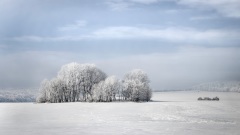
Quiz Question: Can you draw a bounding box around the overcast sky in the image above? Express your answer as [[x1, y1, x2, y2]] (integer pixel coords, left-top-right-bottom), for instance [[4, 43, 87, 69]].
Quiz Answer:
[[0, 0, 240, 90]]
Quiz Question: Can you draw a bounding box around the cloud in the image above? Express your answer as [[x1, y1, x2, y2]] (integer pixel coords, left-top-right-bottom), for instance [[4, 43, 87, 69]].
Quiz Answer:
[[92, 26, 232, 42], [0, 51, 80, 89], [92, 26, 240, 44], [163, 9, 180, 14], [12, 35, 85, 42], [177, 0, 240, 18], [190, 15, 217, 21], [0, 44, 7, 49], [106, 0, 240, 18], [10, 26, 240, 46], [58, 20, 87, 31], [130, 0, 160, 4], [106, 0, 133, 11], [12, 36, 44, 42], [1, 46, 240, 90], [95, 46, 240, 90], [105, 0, 170, 10], [0, 0, 22, 11]]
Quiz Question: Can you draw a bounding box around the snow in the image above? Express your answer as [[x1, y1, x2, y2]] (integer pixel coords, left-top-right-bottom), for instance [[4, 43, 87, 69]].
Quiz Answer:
[[0, 91, 240, 135]]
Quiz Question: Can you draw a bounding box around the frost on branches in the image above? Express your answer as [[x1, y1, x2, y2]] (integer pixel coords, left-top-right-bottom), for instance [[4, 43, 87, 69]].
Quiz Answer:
[[122, 69, 152, 102], [36, 62, 152, 103]]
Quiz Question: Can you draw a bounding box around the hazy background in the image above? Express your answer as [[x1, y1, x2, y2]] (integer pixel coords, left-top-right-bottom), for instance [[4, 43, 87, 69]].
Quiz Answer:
[[0, 0, 240, 90]]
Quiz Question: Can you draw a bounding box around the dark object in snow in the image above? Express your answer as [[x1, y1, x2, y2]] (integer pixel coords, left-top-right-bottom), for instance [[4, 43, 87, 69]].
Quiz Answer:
[[212, 96, 219, 101], [198, 97, 219, 101], [204, 97, 212, 100]]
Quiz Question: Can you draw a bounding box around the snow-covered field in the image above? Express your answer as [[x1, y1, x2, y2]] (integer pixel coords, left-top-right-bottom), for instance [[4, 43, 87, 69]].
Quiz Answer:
[[1, 91, 240, 135]]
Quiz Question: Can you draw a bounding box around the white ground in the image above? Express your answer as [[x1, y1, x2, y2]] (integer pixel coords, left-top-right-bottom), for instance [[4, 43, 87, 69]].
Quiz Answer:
[[0, 91, 240, 135]]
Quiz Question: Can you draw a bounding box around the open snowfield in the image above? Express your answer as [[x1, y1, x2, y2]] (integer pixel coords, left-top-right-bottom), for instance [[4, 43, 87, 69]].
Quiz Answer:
[[1, 91, 240, 135]]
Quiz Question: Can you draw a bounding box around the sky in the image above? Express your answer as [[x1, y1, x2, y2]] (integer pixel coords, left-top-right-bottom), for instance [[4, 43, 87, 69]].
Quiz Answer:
[[0, 0, 240, 90]]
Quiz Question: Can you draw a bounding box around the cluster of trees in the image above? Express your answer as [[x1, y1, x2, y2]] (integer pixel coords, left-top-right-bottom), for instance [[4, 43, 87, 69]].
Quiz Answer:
[[36, 62, 152, 103]]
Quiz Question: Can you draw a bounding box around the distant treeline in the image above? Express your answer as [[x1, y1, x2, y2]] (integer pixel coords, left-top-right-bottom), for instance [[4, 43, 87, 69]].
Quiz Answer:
[[190, 81, 240, 92], [154, 90, 186, 92], [0, 89, 36, 102]]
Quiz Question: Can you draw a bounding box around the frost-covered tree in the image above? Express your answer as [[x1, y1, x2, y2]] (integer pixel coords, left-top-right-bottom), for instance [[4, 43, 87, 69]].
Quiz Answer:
[[36, 62, 107, 103], [92, 76, 121, 102], [36, 79, 50, 103], [103, 76, 121, 101], [36, 78, 65, 103], [48, 78, 66, 103], [122, 69, 152, 102], [57, 62, 81, 102], [92, 81, 105, 102], [77, 64, 107, 101], [36, 63, 152, 103]]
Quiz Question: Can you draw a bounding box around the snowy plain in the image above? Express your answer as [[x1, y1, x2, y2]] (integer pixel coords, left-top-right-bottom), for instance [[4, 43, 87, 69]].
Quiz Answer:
[[0, 91, 240, 135]]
